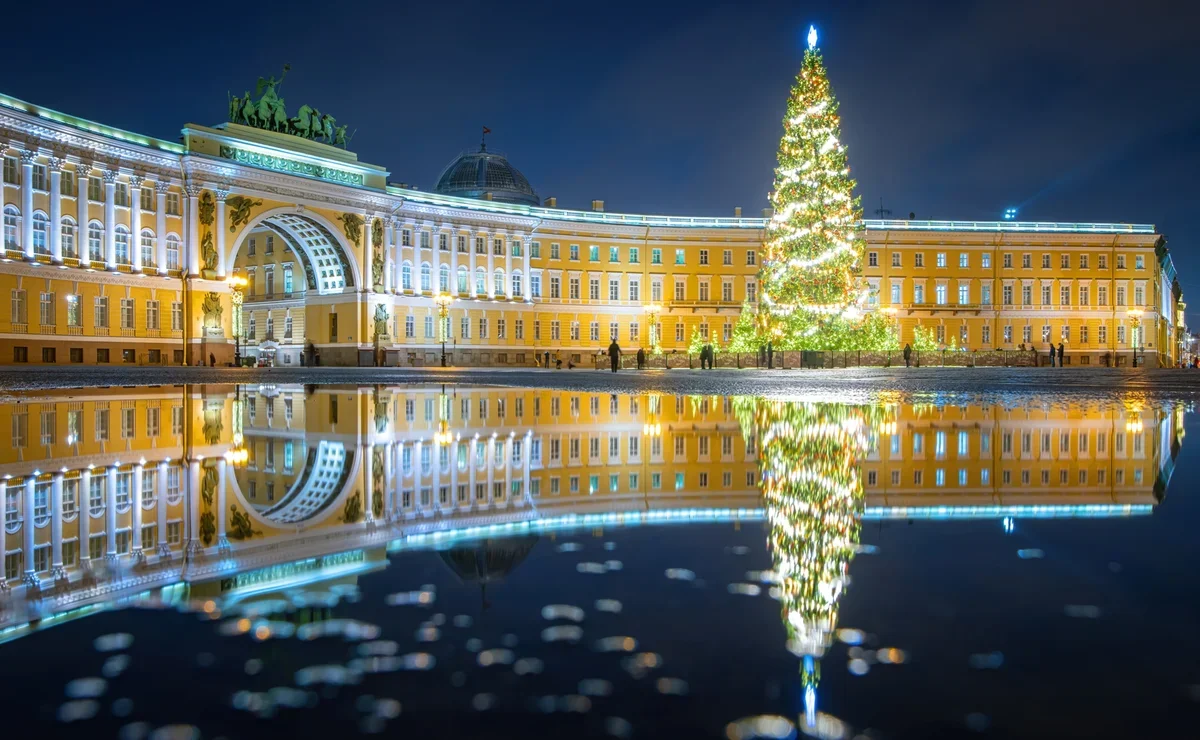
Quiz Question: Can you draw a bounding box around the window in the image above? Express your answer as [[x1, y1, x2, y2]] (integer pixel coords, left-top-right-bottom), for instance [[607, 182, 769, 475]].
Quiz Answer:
[[1022, 254, 1031, 269], [1079, 286, 1089, 306], [958, 284, 969, 304], [959, 253, 969, 268], [1042, 254, 1051, 269], [1003, 325, 1012, 343], [675, 280, 685, 301], [891, 284, 901, 304], [868, 252, 878, 267], [93, 296, 109, 327], [913, 285, 924, 304], [550, 276, 561, 299], [569, 277, 580, 300], [982, 324, 991, 345], [1098, 254, 1108, 270], [981, 253, 991, 268], [1098, 285, 1108, 306], [37, 291, 54, 327], [166, 235, 181, 270], [61, 218, 76, 258], [120, 298, 134, 329], [1080, 325, 1089, 344], [1098, 325, 1107, 344], [629, 247, 639, 264], [1116, 286, 1126, 306], [32, 212, 49, 254], [935, 284, 947, 305], [1042, 284, 1052, 305], [1135, 255, 1144, 270], [88, 176, 102, 202], [145, 300, 159, 330], [981, 284, 992, 305], [1022, 284, 1032, 305], [1061, 253, 1070, 269], [1002, 285, 1013, 305], [675, 249, 685, 265], [1060, 285, 1071, 306], [628, 279, 640, 302], [936, 253, 946, 268], [165, 192, 181, 215], [892, 252, 901, 267], [914, 253, 924, 268], [1022, 325, 1031, 343], [171, 302, 182, 331], [1117, 255, 1126, 269], [699, 249, 709, 265], [589, 277, 600, 301], [1134, 286, 1144, 306], [568, 244, 579, 261], [140, 229, 154, 266], [652, 248, 662, 265], [2, 155, 18, 185]]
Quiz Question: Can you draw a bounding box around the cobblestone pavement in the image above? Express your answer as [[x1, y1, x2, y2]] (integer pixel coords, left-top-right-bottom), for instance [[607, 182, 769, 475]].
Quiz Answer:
[[2, 365, 1199, 403]]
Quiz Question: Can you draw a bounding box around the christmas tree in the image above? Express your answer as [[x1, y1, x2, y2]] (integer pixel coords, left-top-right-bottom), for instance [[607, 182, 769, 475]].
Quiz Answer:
[[760, 27, 893, 350]]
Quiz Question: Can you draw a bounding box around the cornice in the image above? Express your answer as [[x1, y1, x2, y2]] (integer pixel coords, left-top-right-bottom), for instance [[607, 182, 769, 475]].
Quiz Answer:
[[0, 260, 186, 289], [0, 109, 181, 177]]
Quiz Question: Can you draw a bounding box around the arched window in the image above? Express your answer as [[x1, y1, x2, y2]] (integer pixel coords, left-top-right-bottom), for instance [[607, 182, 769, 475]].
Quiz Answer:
[[166, 234, 181, 270], [114, 225, 130, 264], [88, 221, 104, 262], [88, 476, 106, 518], [401, 261, 413, 290], [511, 271, 523, 298], [420, 263, 431, 292], [140, 229, 155, 267], [493, 269, 506, 297], [439, 264, 450, 293], [3, 205, 20, 249], [31, 211, 49, 255], [475, 267, 486, 296], [61, 217, 77, 259], [457, 267, 468, 295]]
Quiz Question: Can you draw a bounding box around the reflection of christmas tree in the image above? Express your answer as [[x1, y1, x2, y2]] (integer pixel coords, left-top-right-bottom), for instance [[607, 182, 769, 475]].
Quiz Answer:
[[734, 398, 874, 726]]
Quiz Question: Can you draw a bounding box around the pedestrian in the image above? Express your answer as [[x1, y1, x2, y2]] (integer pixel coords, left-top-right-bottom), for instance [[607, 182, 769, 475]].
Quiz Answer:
[[544, 351, 550, 370], [1058, 342, 1065, 367], [766, 341, 774, 369], [209, 352, 215, 368], [702, 343, 711, 370], [699, 345, 708, 370], [636, 347, 645, 370], [608, 340, 621, 372], [1048, 346, 1055, 367], [903, 343, 912, 368]]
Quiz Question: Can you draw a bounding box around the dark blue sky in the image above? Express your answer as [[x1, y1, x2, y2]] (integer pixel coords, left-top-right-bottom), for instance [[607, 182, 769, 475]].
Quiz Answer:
[[7, 0, 1199, 316]]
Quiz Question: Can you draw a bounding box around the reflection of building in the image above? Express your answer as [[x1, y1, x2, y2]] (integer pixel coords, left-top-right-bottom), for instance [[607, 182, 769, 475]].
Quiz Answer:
[[0, 90, 1181, 367], [0, 386, 1183, 641]]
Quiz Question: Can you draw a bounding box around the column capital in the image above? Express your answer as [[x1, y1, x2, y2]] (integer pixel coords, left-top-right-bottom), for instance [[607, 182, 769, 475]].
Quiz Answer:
[[215, 189, 229, 202], [102, 169, 120, 184], [47, 157, 65, 173], [19, 149, 38, 165], [155, 180, 173, 194], [184, 183, 202, 198], [76, 161, 94, 178], [128, 175, 145, 189]]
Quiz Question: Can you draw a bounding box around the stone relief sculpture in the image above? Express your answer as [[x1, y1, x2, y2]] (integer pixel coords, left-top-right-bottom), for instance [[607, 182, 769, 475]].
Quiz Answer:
[[198, 191, 215, 226], [338, 213, 364, 247], [201, 292, 223, 332], [227, 66, 355, 148], [228, 505, 262, 540], [226, 195, 263, 232], [201, 231, 218, 273], [341, 492, 362, 524], [373, 304, 389, 341]]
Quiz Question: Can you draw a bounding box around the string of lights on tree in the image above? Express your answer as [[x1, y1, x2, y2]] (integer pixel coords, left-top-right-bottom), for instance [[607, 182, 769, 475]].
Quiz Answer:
[[758, 27, 897, 351], [734, 396, 890, 725]]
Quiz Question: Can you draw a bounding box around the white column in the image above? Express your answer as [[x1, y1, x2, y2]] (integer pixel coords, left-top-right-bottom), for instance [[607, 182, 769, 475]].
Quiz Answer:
[[49, 158, 64, 263], [384, 221, 394, 293], [468, 438, 478, 508], [430, 226, 441, 295], [0, 481, 6, 589], [103, 169, 118, 270], [412, 226, 423, 298], [20, 150, 36, 261], [503, 436, 513, 503], [364, 444, 375, 522], [393, 442, 404, 518], [384, 442, 395, 520], [412, 440, 423, 513], [131, 464, 144, 560], [105, 466, 118, 561], [78, 469, 91, 567], [486, 234, 495, 299], [393, 220, 404, 294], [486, 437, 495, 503], [523, 237, 532, 302], [469, 232, 479, 297], [432, 445, 442, 513], [129, 176, 144, 272], [185, 184, 201, 276], [450, 443, 460, 507], [156, 461, 169, 556], [504, 237, 513, 299], [185, 460, 201, 555], [522, 431, 532, 501], [217, 459, 229, 549], [446, 227, 453, 293], [22, 477, 37, 585], [0, 146, 7, 246], [51, 473, 65, 578], [363, 214, 374, 294], [215, 190, 228, 277], [76, 163, 92, 267], [155, 182, 169, 274]]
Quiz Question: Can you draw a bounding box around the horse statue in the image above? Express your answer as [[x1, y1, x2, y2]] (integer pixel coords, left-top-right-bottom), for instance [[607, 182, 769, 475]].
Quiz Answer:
[[239, 93, 258, 128], [320, 114, 336, 143], [271, 97, 289, 132], [290, 104, 317, 138]]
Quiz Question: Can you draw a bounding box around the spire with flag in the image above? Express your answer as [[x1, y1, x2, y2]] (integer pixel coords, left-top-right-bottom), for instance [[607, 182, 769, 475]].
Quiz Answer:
[[481, 126, 492, 151]]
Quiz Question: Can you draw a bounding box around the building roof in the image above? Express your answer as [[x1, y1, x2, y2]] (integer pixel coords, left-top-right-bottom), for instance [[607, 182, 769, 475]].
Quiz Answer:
[[433, 147, 540, 206]]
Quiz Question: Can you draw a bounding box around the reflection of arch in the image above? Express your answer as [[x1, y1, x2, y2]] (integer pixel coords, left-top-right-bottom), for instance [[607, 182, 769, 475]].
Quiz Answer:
[[230, 207, 361, 294], [438, 535, 540, 608], [229, 440, 359, 528]]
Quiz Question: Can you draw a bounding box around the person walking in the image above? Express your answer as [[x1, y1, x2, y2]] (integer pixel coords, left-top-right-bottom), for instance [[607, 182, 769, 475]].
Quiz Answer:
[[903, 343, 912, 368], [608, 340, 621, 372], [1058, 342, 1065, 367], [636, 347, 645, 370], [704, 342, 714, 370], [209, 352, 215, 368], [544, 351, 551, 370]]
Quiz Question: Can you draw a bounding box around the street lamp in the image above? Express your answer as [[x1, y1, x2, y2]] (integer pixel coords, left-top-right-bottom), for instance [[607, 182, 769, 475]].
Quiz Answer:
[[433, 292, 454, 367], [227, 275, 249, 366], [1127, 308, 1144, 367], [644, 303, 662, 358]]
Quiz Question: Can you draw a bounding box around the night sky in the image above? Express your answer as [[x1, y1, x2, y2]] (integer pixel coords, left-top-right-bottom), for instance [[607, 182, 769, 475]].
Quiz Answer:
[[6, 0, 1199, 317]]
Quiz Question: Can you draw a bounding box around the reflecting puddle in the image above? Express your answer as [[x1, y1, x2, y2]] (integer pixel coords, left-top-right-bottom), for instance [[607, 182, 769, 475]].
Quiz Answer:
[[0, 385, 1193, 737]]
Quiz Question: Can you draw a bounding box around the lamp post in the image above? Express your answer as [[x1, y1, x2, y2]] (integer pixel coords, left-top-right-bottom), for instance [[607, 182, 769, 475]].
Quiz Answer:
[[434, 292, 453, 367], [644, 303, 661, 364], [1127, 308, 1144, 367], [227, 275, 249, 367]]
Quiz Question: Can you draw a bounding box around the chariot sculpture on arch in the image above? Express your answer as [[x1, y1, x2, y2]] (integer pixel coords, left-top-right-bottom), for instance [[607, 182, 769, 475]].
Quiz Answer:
[[227, 65, 354, 147]]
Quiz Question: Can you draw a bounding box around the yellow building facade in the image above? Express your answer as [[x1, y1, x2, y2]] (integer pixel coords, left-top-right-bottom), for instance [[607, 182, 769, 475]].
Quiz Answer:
[[0, 91, 1183, 368]]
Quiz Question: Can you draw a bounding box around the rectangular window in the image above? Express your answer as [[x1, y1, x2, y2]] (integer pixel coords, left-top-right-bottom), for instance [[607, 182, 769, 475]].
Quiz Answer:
[[936, 252, 946, 267], [1022, 254, 1032, 269], [94, 296, 109, 328], [699, 249, 709, 265], [651, 248, 662, 265], [166, 192, 181, 215], [1098, 254, 1108, 269], [915, 253, 924, 267], [746, 250, 756, 266], [868, 252, 878, 267], [892, 252, 901, 267], [120, 298, 134, 329], [675, 249, 685, 265]]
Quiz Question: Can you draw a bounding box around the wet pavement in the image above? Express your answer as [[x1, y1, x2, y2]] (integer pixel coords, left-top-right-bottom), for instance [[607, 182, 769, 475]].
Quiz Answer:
[[0, 385, 1196, 738]]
